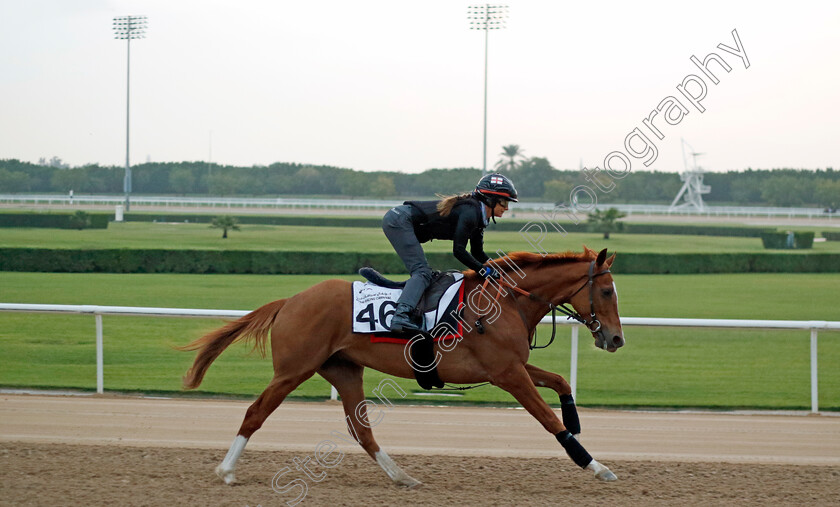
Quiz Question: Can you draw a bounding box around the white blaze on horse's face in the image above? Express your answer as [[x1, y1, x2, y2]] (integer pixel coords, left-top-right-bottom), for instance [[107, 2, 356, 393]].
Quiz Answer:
[[591, 275, 625, 353], [612, 282, 620, 314]]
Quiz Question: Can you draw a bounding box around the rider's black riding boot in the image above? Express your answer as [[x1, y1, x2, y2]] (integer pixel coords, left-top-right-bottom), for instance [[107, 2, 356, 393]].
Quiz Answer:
[[389, 303, 422, 333]]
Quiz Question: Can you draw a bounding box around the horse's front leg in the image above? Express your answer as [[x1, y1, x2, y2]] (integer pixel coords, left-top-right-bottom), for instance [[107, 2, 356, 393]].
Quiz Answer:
[[525, 363, 580, 439], [494, 363, 617, 482]]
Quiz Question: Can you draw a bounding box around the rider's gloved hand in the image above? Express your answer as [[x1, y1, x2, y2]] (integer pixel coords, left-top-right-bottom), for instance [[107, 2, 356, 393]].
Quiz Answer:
[[478, 266, 501, 280]]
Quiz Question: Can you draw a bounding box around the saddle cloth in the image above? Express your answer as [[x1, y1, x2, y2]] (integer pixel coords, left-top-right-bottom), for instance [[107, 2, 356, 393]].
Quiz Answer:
[[352, 271, 465, 339]]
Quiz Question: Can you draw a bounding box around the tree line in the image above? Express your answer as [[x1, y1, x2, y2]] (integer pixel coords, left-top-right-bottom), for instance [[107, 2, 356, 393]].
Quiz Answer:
[[0, 157, 837, 207]]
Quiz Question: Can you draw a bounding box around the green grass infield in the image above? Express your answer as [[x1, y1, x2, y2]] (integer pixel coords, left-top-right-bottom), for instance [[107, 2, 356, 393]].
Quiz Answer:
[[1, 271, 837, 411], [4, 221, 840, 254]]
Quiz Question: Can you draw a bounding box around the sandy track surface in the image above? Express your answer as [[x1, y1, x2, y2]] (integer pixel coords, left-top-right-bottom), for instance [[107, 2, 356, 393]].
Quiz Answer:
[[2, 395, 839, 464], [2, 394, 839, 506]]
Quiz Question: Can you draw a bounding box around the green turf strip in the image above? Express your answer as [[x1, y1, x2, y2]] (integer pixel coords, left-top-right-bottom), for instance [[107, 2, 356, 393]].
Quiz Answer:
[[1, 272, 837, 410], [3, 221, 840, 254]]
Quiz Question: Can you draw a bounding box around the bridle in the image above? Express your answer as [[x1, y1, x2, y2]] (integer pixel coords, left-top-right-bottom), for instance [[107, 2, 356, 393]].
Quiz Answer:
[[553, 260, 613, 333], [477, 260, 612, 349]]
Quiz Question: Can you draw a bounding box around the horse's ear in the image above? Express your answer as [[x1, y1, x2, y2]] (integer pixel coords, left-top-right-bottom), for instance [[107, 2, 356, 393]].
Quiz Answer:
[[583, 245, 595, 257], [605, 253, 616, 267], [596, 248, 608, 266]]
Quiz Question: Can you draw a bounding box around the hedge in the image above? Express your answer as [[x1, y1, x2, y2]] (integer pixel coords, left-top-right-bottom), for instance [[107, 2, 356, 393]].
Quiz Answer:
[[124, 213, 773, 238], [490, 221, 773, 237], [760, 231, 815, 249], [0, 212, 110, 229], [2, 248, 839, 274], [822, 231, 840, 241], [612, 252, 839, 273], [0, 249, 417, 274], [619, 223, 774, 237]]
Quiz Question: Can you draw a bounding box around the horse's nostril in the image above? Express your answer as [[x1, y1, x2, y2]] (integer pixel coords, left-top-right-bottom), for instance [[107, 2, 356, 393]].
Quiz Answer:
[[612, 336, 623, 347]]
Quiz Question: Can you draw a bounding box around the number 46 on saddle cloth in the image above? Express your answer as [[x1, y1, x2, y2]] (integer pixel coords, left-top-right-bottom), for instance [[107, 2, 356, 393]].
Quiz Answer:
[[351, 272, 465, 342]]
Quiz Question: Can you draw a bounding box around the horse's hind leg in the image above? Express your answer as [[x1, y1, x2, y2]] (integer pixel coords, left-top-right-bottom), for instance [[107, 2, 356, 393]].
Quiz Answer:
[[525, 363, 580, 439], [318, 356, 421, 488], [216, 370, 315, 484]]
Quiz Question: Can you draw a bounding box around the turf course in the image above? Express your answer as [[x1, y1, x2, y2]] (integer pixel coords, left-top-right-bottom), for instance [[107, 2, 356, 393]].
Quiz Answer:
[[4, 221, 840, 253], [1, 271, 837, 410]]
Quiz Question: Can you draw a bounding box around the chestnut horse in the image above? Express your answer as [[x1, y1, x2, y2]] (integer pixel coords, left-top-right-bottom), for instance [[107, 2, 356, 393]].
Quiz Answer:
[[181, 246, 624, 486]]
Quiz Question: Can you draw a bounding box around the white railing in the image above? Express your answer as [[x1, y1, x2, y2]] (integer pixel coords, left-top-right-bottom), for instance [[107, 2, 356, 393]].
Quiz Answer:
[[1, 303, 838, 412], [0, 304, 249, 398], [1, 194, 837, 219], [0, 194, 405, 211]]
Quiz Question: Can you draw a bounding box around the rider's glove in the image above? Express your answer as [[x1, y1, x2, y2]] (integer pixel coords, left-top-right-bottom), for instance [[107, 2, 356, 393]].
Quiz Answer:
[[478, 266, 501, 280]]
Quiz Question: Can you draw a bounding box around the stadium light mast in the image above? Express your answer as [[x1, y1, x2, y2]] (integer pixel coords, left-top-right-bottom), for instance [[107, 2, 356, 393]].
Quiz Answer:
[[113, 15, 147, 212], [467, 4, 508, 175]]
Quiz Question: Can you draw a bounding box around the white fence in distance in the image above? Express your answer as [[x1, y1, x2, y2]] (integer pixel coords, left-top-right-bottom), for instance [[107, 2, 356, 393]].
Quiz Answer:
[[1, 193, 838, 219], [1, 303, 837, 412]]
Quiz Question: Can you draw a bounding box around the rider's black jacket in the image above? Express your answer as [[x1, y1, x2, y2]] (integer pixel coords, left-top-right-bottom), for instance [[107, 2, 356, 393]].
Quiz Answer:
[[403, 197, 490, 273]]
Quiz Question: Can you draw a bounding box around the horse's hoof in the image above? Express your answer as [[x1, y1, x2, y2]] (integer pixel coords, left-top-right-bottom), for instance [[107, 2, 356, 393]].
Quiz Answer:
[[398, 476, 423, 489], [215, 464, 236, 484], [595, 468, 618, 482], [587, 460, 617, 482], [376, 450, 422, 488]]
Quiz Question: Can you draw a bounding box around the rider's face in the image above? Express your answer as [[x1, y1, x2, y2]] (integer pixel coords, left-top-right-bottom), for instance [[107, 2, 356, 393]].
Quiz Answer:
[[492, 200, 509, 218]]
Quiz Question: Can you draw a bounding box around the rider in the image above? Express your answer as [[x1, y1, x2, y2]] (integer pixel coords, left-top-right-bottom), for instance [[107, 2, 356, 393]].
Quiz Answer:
[[382, 173, 518, 333]]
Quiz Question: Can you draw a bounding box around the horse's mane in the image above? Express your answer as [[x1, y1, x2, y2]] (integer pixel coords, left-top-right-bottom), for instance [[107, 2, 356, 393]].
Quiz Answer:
[[468, 249, 596, 278]]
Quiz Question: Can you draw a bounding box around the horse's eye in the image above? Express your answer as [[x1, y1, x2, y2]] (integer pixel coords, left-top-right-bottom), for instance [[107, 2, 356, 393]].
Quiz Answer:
[[602, 289, 613, 298]]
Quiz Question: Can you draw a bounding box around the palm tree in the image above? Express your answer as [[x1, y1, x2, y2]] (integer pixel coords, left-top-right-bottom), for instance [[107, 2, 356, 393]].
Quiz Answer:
[[494, 144, 525, 172], [210, 215, 240, 239], [587, 208, 627, 239], [68, 210, 91, 230]]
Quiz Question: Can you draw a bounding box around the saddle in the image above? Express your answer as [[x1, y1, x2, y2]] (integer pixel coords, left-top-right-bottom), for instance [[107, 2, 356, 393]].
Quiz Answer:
[[356, 268, 466, 390], [358, 267, 461, 316]]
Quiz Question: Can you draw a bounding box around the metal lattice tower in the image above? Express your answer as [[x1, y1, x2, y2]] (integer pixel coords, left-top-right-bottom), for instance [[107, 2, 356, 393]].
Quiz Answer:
[[670, 138, 711, 211]]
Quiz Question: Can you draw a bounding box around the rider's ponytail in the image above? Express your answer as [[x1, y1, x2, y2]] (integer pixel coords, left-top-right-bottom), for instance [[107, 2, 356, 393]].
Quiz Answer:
[[436, 192, 474, 217]]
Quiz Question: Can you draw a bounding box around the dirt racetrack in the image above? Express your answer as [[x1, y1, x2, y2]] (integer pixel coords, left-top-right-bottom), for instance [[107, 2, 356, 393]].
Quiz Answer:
[[1, 394, 839, 506]]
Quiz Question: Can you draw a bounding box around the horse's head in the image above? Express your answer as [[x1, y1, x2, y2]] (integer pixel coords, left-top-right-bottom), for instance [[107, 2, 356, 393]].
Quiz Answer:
[[570, 247, 625, 353], [486, 247, 625, 352]]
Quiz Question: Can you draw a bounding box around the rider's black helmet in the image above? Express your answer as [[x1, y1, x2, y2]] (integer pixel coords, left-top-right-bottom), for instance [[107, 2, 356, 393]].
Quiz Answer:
[[475, 173, 519, 203]]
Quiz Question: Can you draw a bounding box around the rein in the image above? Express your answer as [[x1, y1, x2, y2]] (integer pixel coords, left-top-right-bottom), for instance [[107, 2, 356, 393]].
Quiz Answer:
[[477, 260, 612, 350]]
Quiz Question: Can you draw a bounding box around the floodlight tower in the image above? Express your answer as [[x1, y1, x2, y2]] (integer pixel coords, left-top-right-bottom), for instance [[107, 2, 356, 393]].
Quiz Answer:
[[468, 4, 508, 175], [669, 138, 711, 211], [113, 15, 147, 212]]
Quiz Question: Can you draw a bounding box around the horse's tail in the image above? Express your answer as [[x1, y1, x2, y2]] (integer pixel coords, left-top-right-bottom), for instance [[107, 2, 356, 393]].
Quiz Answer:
[[178, 298, 288, 390]]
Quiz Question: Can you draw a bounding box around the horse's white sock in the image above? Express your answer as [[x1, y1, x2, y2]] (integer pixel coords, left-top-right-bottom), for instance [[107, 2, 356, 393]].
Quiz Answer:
[[586, 459, 605, 474], [375, 450, 421, 487], [217, 435, 248, 483]]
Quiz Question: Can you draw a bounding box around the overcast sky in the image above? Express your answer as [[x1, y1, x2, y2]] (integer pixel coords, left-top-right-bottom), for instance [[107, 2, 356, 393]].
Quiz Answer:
[[1, 0, 838, 174]]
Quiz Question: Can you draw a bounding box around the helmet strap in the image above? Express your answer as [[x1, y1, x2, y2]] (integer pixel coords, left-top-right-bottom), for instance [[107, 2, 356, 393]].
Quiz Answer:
[[475, 191, 499, 224], [486, 198, 498, 225]]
